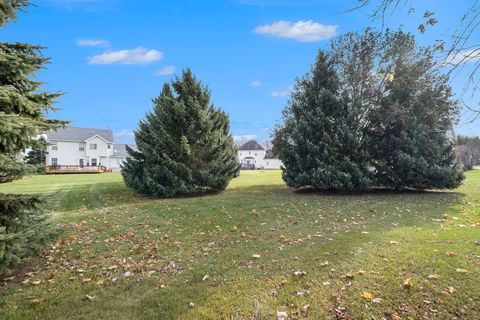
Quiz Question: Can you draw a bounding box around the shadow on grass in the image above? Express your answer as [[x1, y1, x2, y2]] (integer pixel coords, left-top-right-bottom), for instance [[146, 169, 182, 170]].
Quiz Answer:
[[294, 186, 465, 196]]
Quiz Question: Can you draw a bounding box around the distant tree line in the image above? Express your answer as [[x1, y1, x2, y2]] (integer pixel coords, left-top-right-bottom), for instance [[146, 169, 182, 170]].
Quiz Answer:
[[24, 137, 47, 173], [457, 135, 480, 170]]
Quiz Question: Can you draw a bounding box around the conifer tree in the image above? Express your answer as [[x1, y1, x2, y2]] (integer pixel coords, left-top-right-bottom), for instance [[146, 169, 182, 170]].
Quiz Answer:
[[122, 69, 240, 197], [330, 30, 464, 190], [0, 2, 66, 273], [368, 46, 464, 189], [24, 137, 47, 173], [274, 51, 371, 190]]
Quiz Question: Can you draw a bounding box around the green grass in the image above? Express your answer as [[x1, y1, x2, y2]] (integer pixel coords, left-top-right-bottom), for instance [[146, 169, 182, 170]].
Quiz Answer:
[[0, 170, 479, 319]]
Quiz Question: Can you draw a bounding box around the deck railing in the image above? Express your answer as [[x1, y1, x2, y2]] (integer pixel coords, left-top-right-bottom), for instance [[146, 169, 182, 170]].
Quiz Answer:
[[45, 165, 107, 174]]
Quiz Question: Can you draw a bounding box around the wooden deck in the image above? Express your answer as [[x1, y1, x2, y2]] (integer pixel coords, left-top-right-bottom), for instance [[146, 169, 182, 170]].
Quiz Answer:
[[45, 165, 107, 174]]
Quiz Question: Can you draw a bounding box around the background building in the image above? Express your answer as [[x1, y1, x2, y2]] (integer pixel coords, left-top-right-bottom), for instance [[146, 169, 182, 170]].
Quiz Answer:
[[44, 127, 136, 172], [238, 140, 282, 169]]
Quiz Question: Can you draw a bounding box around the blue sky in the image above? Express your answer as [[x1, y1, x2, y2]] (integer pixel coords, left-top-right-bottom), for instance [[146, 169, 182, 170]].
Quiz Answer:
[[3, 0, 479, 144]]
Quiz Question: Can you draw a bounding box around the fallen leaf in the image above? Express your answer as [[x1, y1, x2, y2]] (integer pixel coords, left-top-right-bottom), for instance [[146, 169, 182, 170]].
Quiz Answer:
[[188, 302, 195, 308], [301, 304, 310, 313], [403, 277, 413, 288], [456, 268, 468, 273], [84, 294, 95, 302], [293, 271, 306, 277], [32, 280, 41, 285], [277, 311, 288, 320], [320, 261, 329, 267], [361, 291, 373, 300], [447, 286, 456, 294], [252, 254, 261, 259], [446, 252, 457, 257], [202, 275, 209, 281], [427, 274, 441, 280], [372, 297, 383, 303]]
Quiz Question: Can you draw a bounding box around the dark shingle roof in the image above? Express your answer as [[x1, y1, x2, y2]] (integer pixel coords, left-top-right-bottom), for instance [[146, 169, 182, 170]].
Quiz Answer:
[[112, 144, 137, 157], [48, 126, 113, 142], [239, 140, 264, 151]]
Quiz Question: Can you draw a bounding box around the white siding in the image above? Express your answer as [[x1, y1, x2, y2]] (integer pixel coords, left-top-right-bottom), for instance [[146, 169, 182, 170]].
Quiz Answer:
[[45, 136, 118, 170], [238, 150, 266, 166], [85, 136, 111, 166], [46, 141, 86, 166], [263, 159, 283, 169], [238, 149, 283, 169]]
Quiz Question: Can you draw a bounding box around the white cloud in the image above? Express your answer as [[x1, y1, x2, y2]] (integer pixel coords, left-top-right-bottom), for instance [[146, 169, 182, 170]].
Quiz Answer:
[[254, 20, 337, 42], [77, 39, 109, 47], [155, 65, 176, 76], [233, 134, 257, 143], [88, 47, 163, 65], [272, 86, 292, 97], [114, 129, 135, 139], [443, 49, 480, 66], [250, 80, 262, 88]]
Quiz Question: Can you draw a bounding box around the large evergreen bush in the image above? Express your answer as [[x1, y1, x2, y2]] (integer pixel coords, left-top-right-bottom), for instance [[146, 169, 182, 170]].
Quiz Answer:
[[274, 52, 371, 190], [275, 31, 464, 191], [367, 40, 464, 189], [122, 69, 240, 197]]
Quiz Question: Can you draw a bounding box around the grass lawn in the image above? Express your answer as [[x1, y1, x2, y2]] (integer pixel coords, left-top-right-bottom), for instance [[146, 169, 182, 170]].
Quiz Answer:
[[0, 170, 479, 319]]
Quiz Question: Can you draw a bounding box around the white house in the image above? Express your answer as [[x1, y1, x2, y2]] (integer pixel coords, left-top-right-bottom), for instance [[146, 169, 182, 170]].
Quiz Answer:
[[238, 140, 282, 169], [44, 126, 136, 172]]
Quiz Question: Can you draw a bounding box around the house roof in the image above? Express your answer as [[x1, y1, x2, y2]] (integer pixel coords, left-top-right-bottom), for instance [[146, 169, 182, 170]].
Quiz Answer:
[[48, 126, 113, 143], [112, 144, 137, 157], [239, 140, 264, 151]]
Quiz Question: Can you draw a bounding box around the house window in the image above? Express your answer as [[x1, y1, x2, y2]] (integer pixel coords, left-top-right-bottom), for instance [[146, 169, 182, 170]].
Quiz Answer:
[[51, 145, 58, 151], [91, 158, 97, 166], [79, 159, 84, 167], [51, 158, 58, 166], [108, 144, 111, 149], [79, 143, 85, 151], [90, 143, 97, 150]]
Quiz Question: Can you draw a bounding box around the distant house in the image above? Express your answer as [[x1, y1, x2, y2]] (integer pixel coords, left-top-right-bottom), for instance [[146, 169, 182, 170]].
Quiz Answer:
[[44, 126, 136, 172], [238, 140, 282, 170]]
